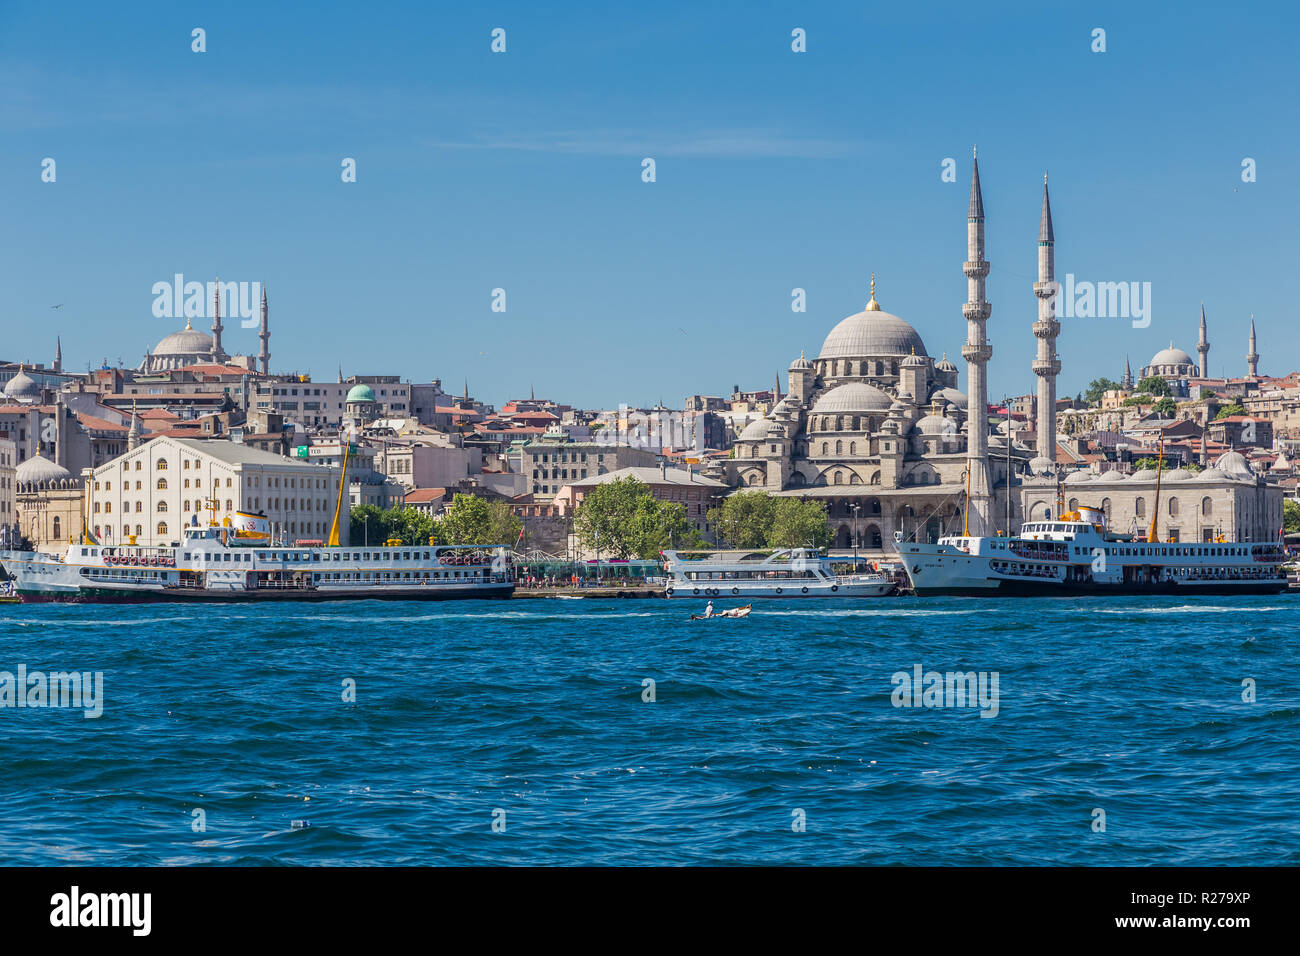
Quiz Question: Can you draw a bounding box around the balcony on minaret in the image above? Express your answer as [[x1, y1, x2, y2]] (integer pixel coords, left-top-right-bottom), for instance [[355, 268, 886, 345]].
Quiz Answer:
[[962, 302, 991, 321], [1033, 280, 1057, 299], [1033, 318, 1060, 338], [961, 343, 993, 363], [963, 261, 990, 278], [1032, 358, 1062, 376]]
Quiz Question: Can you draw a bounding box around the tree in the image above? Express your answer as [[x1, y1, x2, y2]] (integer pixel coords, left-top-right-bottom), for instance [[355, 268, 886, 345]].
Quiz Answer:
[[572, 476, 698, 559], [1152, 397, 1177, 417], [435, 494, 521, 546], [1083, 378, 1121, 404], [1133, 457, 1160, 471], [707, 490, 777, 549], [1285, 499, 1300, 535], [1136, 376, 1172, 397], [768, 498, 833, 549], [1214, 403, 1247, 420], [348, 504, 397, 545]]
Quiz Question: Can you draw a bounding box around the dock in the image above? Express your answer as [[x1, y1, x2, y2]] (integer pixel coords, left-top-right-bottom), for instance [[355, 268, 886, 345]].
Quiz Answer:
[[513, 586, 664, 599]]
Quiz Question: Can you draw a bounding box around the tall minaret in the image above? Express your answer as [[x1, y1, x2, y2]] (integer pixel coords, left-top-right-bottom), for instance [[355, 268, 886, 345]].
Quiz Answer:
[[961, 147, 993, 534], [1196, 303, 1210, 378], [1247, 315, 1259, 379], [127, 399, 141, 451], [258, 284, 271, 375], [1032, 174, 1060, 465], [211, 278, 225, 363], [1122, 355, 1133, 390], [53, 336, 62, 373]]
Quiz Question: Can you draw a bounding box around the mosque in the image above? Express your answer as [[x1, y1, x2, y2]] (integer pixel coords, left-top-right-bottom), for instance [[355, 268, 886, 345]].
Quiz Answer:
[[1122, 304, 1262, 394], [139, 284, 271, 374], [705, 150, 1046, 546]]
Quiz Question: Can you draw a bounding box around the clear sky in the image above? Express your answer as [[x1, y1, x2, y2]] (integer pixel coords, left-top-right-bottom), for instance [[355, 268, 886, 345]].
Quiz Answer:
[[3, 0, 1297, 408]]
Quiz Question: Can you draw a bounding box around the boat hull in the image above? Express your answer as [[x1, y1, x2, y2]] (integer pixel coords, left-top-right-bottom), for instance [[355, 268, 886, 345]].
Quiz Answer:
[[909, 579, 1289, 597], [14, 583, 514, 604], [666, 583, 892, 599]]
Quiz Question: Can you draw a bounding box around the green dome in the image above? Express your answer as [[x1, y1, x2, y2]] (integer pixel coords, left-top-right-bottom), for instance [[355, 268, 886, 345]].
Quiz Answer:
[[346, 384, 376, 403]]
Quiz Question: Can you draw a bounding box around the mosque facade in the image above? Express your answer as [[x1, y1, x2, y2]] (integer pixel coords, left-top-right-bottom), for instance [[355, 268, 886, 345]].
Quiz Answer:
[[704, 151, 1042, 548], [140, 283, 271, 374]]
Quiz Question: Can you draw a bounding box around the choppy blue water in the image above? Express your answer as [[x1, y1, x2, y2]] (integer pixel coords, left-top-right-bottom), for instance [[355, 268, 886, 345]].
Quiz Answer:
[[0, 595, 1296, 866]]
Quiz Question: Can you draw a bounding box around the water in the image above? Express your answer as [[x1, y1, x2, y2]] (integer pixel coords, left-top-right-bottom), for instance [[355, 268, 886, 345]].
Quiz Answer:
[[0, 595, 1296, 865]]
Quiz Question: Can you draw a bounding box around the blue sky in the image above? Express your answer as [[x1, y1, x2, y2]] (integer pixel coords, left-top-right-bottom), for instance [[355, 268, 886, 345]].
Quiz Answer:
[[3, 0, 1297, 408]]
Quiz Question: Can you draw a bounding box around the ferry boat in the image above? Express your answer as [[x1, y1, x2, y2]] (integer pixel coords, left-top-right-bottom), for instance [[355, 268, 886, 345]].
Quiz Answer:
[[896, 504, 1288, 596], [0, 525, 515, 603], [661, 549, 894, 599]]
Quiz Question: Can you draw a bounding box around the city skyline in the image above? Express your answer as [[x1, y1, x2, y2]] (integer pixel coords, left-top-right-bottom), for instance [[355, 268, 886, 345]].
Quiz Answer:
[[3, 0, 1296, 407]]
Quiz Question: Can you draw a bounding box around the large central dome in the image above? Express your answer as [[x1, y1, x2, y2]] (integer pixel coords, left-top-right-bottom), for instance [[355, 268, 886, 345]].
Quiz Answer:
[[818, 290, 928, 358], [154, 324, 214, 357]]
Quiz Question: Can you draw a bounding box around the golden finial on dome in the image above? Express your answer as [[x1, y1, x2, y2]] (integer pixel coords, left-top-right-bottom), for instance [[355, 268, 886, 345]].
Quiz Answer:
[[185, 316, 193, 331], [866, 274, 880, 311]]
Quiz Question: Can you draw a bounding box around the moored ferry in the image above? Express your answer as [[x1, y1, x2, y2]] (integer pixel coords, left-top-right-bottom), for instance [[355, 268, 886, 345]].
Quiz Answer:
[[896, 504, 1288, 596], [0, 525, 514, 603], [661, 548, 893, 598]]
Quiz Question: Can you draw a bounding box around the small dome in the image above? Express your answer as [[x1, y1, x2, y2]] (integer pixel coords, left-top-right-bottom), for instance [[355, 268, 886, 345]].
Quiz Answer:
[[900, 351, 927, 368], [1214, 451, 1253, 478], [1162, 468, 1192, 481], [916, 414, 955, 436], [812, 381, 893, 414], [1097, 470, 1128, 483], [1026, 455, 1055, 476], [153, 324, 214, 357], [788, 353, 814, 371], [346, 384, 377, 404], [3, 366, 41, 403], [739, 418, 777, 441], [16, 453, 71, 486], [1195, 466, 1225, 481], [1148, 346, 1194, 368], [931, 387, 968, 410], [1064, 470, 1095, 484], [935, 354, 958, 373]]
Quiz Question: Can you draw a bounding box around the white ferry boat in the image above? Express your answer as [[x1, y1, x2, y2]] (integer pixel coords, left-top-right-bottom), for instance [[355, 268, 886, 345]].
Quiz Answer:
[[0, 525, 515, 603], [896, 504, 1288, 596], [661, 549, 894, 599]]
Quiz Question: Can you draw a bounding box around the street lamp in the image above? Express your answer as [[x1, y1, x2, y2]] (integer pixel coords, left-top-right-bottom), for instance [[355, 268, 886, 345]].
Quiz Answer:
[[849, 502, 861, 570]]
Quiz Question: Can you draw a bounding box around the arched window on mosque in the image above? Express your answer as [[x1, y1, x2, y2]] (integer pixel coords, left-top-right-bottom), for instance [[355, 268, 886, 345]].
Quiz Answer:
[[849, 442, 856, 456], [821, 442, 828, 456], [835, 440, 842, 455], [52, 516, 60, 540], [1169, 497, 1179, 517], [833, 472, 843, 485], [890, 361, 898, 375], [852, 416, 860, 431], [1202, 496, 1213, 516], [1135, 497, 1145, 518]]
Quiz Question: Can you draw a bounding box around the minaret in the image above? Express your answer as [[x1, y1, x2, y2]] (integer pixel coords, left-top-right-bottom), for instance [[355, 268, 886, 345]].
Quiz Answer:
[[961, 147, 993, 534], [1196, 303, 1209, 378], [773, 371, 782, 403], [1247, 315, 1259, 379], [127, 400, 141, 451], [211, 278, 225, 363], [1032, 173, 1060, 465], [258, 284, 271, 375], [53, 336, 62, 373], [1122, 355, 1133, 390]]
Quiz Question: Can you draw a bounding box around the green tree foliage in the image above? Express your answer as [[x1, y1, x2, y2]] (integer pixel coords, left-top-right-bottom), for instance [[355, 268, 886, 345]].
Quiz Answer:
[[707, 491, 832, 550], [1083, 377, 1121, 404], [573, 476, 698, 559], [1152, 397, 1177, 417], [1285, 499, 1300, 535], [1136, 376, 1173, 397], [706, 490, 776, 549], [436, 494, 522, 546], [1214, 403, 1247, 420]]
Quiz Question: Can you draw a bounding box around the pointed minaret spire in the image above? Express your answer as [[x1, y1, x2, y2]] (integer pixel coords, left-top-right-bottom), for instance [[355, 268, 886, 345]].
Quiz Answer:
[[1032, 172, 1061, 469], [258, 283, 271, 375], [961, 145, 993, 532], [53, 335, 62, 373], [1247, 314, 1259, 379], [1122, 355, 1133, 390], [969, 146, 985, 220], [1197, 302, 1210, 378], [211, 278, 224, 363], [127, 399, 141, 451]]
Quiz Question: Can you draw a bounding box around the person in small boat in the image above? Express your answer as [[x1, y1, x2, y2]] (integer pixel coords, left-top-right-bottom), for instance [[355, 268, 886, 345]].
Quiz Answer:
[[704, 600, 714, 618]]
